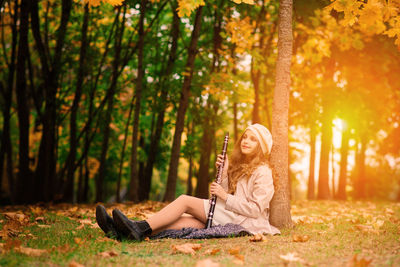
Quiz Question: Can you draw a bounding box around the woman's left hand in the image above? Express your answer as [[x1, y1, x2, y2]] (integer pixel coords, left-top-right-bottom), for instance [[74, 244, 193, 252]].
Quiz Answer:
[[210, 182, 228, 201]]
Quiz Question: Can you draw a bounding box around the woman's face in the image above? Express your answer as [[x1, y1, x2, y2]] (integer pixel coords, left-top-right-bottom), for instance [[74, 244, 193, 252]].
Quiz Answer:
[[240, 130, 259, 155]]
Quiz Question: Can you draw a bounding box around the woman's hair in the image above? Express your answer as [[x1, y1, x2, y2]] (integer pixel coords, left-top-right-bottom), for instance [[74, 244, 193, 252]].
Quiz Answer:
[[227, 131, 269, 194]]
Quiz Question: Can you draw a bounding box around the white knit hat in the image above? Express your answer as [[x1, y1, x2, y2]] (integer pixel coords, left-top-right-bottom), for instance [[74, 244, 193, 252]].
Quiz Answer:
[[245, 124, 273, 155]]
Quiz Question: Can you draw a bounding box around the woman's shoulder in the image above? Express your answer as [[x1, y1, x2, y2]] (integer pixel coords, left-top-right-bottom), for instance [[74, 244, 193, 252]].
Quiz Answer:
[[253, 164, 272, 176]]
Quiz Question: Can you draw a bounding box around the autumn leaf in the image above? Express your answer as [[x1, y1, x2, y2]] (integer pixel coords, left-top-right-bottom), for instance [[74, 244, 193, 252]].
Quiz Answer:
[[74, 237, 85, 245], [68, 261, 85, 267], [98, 250, 118, 258], [292, 234, 310, 242], [228, 246, 241, 255], [171, 243, 202, 255], [279, 252, 305, 264], [249, 233, 267, 242], [203, 248, 220, 255], [16, 246, 48, 256], [195, 258, 220, 267], [105, 0, 124, 6], [348, 254, 373, 267]]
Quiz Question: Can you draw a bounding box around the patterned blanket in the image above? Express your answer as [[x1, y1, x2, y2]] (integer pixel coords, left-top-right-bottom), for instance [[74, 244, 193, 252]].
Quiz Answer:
[[150, 223, 252, 239]]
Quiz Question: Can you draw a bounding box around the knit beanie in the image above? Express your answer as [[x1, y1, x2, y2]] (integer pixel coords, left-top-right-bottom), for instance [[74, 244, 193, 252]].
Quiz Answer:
[[245, 124, 273, 155]]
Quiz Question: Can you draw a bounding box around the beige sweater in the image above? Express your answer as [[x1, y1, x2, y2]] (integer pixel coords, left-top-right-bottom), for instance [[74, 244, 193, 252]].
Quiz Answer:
[[220, 164, 280, 235]]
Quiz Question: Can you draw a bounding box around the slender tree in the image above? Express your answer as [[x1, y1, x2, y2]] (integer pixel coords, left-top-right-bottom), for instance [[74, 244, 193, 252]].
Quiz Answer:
[[336, 126, 350, 200], [164, 7, 203, 202], [269, 0, 293, 228]]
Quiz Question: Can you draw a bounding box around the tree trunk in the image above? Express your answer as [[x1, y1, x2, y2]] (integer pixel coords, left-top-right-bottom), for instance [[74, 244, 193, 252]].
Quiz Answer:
[[31, 0, 73, 202], [96, 7, 126, 202], [142, 4, 180, 201], [317, 110, 332, 199], [63, 3, 90, 202], [233, 102, 238, 142], [336, 126, 350, 200], [307, 125, 316, 200], [195, 114, 213, 198], [128, 0, 147, 202], [269, 0, 293, 228], [0, 1, 18, 201], [163, 6, 203, 202], [15, 0, 32, 203], [331, 143, 336, 197], [251, 61, 261, 124], [355, 133, 367, 199]]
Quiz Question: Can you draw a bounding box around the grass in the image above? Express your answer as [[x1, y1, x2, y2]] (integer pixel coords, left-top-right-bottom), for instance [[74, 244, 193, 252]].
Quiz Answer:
[[0, 200, 399, 266]]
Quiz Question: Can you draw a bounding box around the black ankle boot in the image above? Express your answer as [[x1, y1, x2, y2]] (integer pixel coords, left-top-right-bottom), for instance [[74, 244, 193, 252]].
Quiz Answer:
[[95, 205, 122, 240], [112, 209, 152, 241]]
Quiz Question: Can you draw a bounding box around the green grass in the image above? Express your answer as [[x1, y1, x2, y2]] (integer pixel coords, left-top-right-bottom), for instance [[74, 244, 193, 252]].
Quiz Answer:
[[0, 200, 399, 266]]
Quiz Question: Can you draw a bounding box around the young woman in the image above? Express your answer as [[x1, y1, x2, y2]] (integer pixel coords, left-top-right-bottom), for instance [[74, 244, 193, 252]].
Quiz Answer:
[[96, 123, 280, 240]]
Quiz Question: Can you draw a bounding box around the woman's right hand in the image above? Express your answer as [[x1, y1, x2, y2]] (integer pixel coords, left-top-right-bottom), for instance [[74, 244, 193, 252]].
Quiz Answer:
[[215, 154, 229, 175]]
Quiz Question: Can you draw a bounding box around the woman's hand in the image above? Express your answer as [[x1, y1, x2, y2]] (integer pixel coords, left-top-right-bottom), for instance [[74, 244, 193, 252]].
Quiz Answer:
[[210, 182, 228, 202], [215, 154, 229, 177]]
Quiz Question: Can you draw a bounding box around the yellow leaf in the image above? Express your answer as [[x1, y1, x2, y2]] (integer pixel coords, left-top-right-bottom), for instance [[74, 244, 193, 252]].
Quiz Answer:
[[106, 0, 124, 6], [171, 243, 202, 255]]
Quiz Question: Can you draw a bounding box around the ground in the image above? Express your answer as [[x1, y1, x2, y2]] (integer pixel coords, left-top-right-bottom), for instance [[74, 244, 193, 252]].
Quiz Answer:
[[0, 200, 399, 266]]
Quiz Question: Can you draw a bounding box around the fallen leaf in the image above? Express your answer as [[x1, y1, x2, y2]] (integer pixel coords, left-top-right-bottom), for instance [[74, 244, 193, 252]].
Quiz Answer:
[[204, 248, 220, 255], [16, 246, 48, 256], [74, 237, 84, 245], [144, 237, 150, 241], [372, 220, 384, 230], [68, 261, 85, 267], [292, 234, 310, 242], [195, 258, 220, 267], [171, 243, 202, 255], [384, 208, 394, 215], [96, 236, 119, 244], [348, 254, 372, 267], [228, 247, 241, 255], [279, 252, 304, 263], [98, 251, 118, 258], [76, 224, 85, 230], [30, 206, 44, 215], [354, 225, 380, 234], [3, 212, 26, 222], [78, 219, 93, 225], [35, 217, 45, 223], [249, 233, 266, 242], [234, 254, 244, 261], [37, 225, 50, 228]]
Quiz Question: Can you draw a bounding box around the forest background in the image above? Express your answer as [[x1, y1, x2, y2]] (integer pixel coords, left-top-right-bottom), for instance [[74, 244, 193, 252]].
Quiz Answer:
[[1, 0, 400, 209]]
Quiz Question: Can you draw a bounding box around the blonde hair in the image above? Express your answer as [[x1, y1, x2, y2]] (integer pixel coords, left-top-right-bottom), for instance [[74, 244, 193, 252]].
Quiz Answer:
[[227, 131, 269, 194]]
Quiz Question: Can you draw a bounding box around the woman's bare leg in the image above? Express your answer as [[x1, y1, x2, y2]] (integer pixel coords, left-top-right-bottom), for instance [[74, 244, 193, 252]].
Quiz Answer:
[[146, 195, 206, 231], [151, 215, 205, 235]]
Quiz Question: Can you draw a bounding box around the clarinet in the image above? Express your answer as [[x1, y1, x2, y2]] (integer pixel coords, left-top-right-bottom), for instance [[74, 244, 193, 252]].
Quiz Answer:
[[205, 132, 229, 229]]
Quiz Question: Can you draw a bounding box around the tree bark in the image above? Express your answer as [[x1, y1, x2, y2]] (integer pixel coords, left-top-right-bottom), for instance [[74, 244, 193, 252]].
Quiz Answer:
[[307, 125, 316, 200], [336, 126, 350, 200], [31, 0, 73, 202], [164, 7, 203, 202], [317, 110, 332, 199], [15, 0, 32, 203], [128, 0, 147, 202], [269, 0, 293, 228], [0, 1, 18, 201], [196, 113, 213, 198], [355, 133, 367, 199]]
